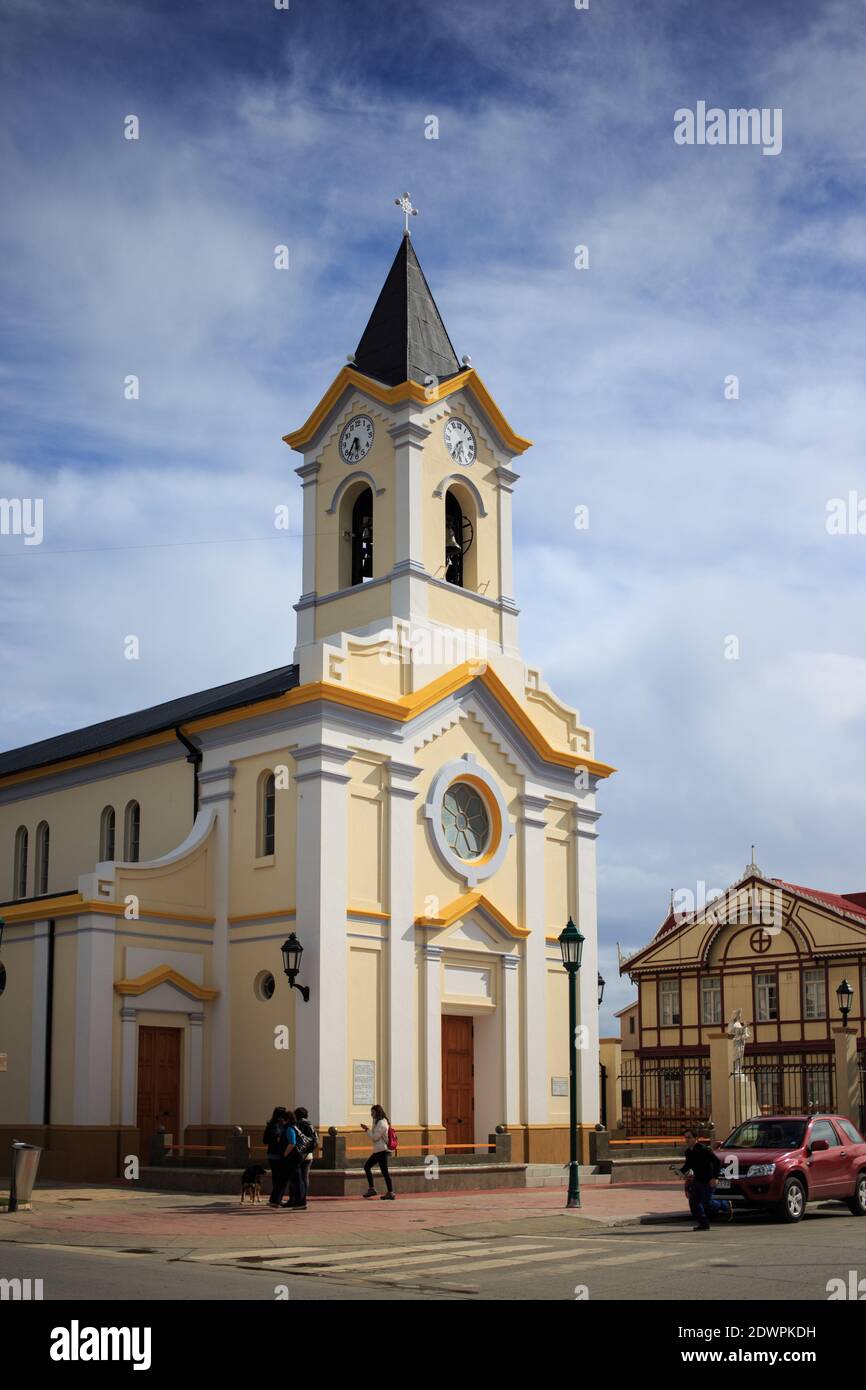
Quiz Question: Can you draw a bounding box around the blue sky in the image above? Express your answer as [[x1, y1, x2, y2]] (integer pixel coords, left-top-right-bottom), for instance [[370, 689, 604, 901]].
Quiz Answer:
[[2, 0, 865, 1029]]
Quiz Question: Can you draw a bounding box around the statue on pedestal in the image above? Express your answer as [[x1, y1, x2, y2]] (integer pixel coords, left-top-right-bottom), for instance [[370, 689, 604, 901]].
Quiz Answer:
[[727, 1008, 752, 1076]]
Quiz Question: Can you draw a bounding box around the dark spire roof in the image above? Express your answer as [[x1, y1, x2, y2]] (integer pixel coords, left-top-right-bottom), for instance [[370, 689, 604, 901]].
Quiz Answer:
[[352, 234, 462, 388]]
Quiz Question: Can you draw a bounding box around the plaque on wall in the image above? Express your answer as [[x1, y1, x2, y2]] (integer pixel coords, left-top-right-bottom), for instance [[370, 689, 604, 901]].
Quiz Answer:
[[353, 1059, 376, 1106], [551, 1076, 569, 1097]]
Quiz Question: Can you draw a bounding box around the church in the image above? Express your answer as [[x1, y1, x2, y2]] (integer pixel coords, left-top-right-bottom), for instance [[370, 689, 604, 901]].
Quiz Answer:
[[0, 221, 613, 1180]]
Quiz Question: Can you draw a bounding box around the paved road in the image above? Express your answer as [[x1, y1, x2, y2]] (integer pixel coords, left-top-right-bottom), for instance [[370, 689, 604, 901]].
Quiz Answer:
[[3, 1204, 863, 1301]]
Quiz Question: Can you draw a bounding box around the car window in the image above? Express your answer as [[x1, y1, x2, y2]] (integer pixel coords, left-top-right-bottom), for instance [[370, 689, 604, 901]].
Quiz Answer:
[[723, 1120, 806, 1149], [810, 1119, 840, 1147], [836, 1118, 865, 1145]]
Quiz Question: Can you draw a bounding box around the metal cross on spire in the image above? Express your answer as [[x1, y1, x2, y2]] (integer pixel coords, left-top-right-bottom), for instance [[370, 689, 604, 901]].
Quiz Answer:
[[394, 191, 419, 234]]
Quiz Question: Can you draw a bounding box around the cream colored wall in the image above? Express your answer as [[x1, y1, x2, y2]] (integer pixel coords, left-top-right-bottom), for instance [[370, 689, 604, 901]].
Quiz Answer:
[[421, 406, 501, 592], [347, 757, 385, 912], [347, 942, 383, 1121], [314, 582, 395, 643], [0, 756, 193, 900], [228, 750, 297, 918], [547, 962, 569, 1122], [50, 928, 77, 1124], [313, 405, 396, 598], [544, 803, 572, 935], [412, 715, 521, 922], [230, 935, 297, 1123], [0, 929, 34, 1120]]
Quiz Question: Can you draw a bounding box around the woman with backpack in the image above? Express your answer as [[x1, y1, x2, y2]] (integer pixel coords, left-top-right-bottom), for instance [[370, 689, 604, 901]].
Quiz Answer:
[[360, 1103, 395, 1200], [263, 1106, 296, 1209], [287, 1105, 317, 1210]]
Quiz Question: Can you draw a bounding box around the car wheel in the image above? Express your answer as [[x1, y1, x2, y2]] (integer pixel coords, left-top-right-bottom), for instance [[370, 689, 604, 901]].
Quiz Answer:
[[777, 1176, 806, 1223], [847, 1171, 866, 1217]]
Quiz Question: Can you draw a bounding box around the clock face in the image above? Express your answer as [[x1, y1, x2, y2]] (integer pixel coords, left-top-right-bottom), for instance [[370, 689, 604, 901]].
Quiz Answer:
[[444, 417, 476, 467], [340, 415, 374, 464]]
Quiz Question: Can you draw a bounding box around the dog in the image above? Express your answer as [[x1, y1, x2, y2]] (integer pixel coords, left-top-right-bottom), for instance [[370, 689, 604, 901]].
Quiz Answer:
[[240, 1164, 268, 1205]]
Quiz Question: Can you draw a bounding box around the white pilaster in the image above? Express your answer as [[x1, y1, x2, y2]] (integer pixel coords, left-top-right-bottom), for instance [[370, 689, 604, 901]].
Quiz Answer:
[[573, 804, 602, 1127], [293, 459, 320, 654], [120, 1006, 138, 1126], [389, 413, 430, 623], [501, 953, 521, 1125], [187, 1010, 204, 1126], [28, 923, 49, 1123], [519, 790, 549, 1124], [495, 465, 520, 656], [386, 759, 422, 1124], [421, 944, 443, 1126], [72, 914, 115, 1124], [198, 764, 235, 1123], [293, 741, 353, 1127]]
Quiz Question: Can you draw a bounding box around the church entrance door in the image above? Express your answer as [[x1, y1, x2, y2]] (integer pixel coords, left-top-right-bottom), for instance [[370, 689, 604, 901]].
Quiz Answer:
[[137, 1026, 181, 1159], [442, 1015, 475, 1153]]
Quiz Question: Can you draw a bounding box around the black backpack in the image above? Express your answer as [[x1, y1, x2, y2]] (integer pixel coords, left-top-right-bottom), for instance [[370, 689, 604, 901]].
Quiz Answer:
[[294, 1121, 318, 1158]]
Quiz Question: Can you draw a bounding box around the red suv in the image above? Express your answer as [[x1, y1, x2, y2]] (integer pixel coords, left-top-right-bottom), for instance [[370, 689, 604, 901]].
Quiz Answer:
[[715, 1114, 866, 1222]]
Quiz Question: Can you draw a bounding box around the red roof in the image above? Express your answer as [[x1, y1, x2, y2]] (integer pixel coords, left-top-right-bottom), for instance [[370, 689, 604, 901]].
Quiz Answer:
[[772, 881, 866, 923]]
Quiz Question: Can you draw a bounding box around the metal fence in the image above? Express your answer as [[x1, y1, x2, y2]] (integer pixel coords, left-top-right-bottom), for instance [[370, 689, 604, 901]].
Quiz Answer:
[[732, 1052, 835, 1128], [620, 1055, 712, 1136]]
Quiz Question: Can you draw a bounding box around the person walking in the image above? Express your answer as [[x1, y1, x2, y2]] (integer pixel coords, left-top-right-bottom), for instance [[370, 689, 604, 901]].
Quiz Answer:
[[288, 1106, 317, 1210], [263, 1106, 296, 1209], [360, 1104, 394, 1200], [679, 1128, 731, 1230]]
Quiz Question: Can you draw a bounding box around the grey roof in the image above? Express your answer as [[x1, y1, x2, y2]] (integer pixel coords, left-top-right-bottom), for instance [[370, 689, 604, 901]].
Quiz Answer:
[[0, 664, 299, 779], [353, 233, 462, 388]]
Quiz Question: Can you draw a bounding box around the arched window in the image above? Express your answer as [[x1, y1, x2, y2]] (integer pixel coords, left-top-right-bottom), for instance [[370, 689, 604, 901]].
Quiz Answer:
[[13, 826, 28, 899], [444, 487, 476, 589], [34, 821, 49, 895], [255, 772, 276, 856], [350, 486, 374, 586], [99, 806, 116, 861], [123, 800, 140, 862], [257, 772, 276, 857]]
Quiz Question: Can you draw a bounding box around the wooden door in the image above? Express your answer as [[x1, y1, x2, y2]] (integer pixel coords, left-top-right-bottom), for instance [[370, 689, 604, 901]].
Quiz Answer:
[[442, 1015, 474, 1152], [137, 1026, 181, 1158]]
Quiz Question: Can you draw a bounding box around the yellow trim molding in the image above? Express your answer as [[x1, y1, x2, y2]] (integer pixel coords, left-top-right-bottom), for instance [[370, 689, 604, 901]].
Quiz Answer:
[[282, 367, 532, 456], [416, 890, 530, 939], [1, 662, 615, 789], [0, 895, 213, 927], [114, 966, 219, 1001]]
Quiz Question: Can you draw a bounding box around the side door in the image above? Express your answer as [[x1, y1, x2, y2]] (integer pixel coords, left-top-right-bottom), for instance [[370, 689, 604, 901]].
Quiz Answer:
[[830, 1118, 861, 1195], [806, 1118, 847, 1198]]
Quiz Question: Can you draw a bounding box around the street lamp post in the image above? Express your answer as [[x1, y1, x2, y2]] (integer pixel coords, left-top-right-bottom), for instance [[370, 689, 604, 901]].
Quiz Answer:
[[558, 916, 585, 1210], [280, 933, 310, 1003], [836, 978, 854, 1027]]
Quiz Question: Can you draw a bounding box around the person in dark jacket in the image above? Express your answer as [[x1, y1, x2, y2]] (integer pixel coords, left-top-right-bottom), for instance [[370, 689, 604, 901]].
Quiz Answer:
[[287, 1106, 317, 1210], [263, 1107, 296, 1209], [679, 1128, 731, 1230]]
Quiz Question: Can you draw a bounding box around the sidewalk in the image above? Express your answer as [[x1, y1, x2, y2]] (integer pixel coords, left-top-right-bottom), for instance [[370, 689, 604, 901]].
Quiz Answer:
[[0, 1180, 689, 1254]]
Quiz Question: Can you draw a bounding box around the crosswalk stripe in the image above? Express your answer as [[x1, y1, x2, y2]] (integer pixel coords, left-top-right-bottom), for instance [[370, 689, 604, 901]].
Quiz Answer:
[[185, 1246, 322, 1263], [367, 1245, 602, 1278], [296, 1241, 585, 1275], [193, 1238, 480, 1266]]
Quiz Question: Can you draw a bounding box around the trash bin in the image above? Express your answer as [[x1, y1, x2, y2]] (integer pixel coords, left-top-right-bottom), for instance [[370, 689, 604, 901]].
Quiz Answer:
[[8, 1141, 42, 1212]]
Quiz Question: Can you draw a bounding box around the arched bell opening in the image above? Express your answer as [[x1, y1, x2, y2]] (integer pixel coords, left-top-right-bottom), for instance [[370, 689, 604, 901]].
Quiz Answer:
[[444, 485, 477, 590], [339, 481, 374, 588]]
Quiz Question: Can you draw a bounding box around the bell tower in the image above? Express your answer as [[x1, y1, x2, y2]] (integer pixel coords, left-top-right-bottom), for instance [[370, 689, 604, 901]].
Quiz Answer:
[[284, 215, 532, 690]]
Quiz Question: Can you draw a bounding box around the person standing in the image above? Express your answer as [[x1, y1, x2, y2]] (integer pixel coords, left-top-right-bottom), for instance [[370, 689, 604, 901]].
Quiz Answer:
[[679, 1128, 731, 1230], [263, 1106, 296, 1209], [360, 1104, 394, 1200], [288, 1106, 317, 1210]]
